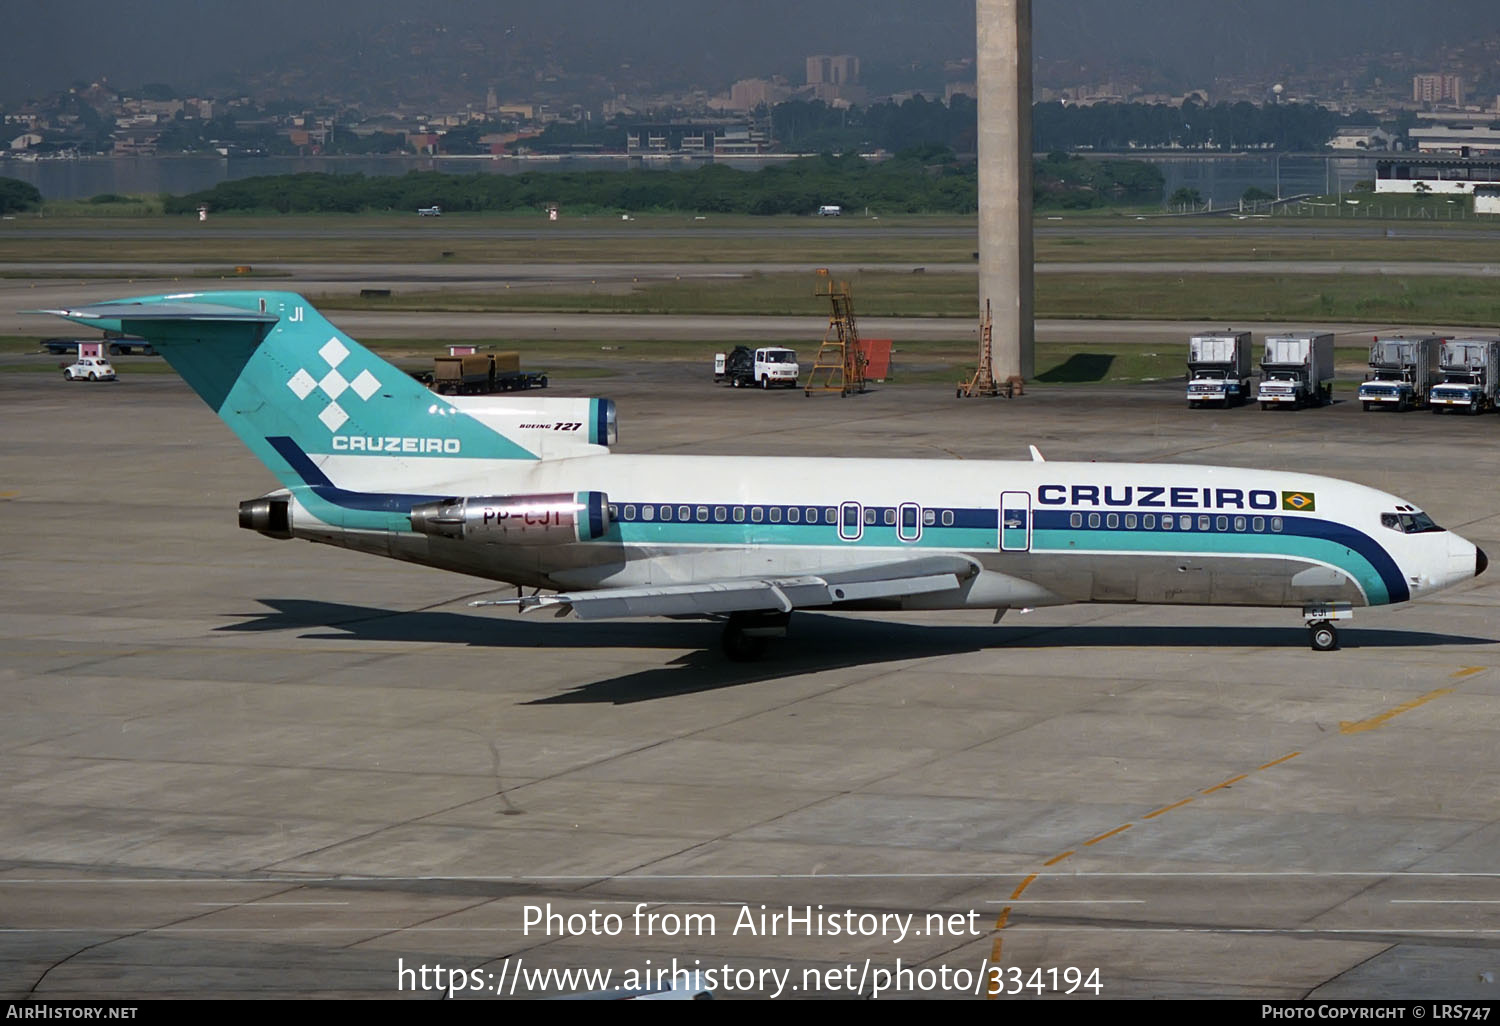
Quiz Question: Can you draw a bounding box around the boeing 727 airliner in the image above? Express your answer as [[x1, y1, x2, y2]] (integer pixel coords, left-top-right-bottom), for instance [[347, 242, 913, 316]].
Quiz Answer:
[[38, 291, 1487, 659]]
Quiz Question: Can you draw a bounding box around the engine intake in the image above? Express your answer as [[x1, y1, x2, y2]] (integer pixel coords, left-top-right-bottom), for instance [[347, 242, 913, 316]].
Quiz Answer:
[[409, 491, 610, 545]]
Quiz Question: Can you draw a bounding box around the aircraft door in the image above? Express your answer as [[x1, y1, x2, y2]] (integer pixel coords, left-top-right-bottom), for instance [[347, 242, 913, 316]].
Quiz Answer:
[[1000, 491, 1031, 552]]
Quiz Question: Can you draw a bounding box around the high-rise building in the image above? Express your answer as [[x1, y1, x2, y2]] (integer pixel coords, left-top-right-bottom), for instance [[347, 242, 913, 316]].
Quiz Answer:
[[1413, 74, 1464, 107], [805, 55, 864, 105], [806, 55, 860, 87]]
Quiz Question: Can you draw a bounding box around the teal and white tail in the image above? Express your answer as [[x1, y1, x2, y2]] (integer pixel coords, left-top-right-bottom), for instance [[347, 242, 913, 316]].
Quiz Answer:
[[42, 291, 541, 485]]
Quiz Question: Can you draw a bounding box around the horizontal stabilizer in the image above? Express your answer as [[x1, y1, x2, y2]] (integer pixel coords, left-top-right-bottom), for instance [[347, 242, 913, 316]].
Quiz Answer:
[[29, 301, 279, 328]]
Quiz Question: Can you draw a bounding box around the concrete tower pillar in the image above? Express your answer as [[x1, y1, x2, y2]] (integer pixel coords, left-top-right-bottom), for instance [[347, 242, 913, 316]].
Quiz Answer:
[[976, 0, 1034, 384]]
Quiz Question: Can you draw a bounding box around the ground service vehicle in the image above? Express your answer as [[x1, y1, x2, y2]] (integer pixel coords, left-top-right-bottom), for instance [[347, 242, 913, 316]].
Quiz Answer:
[[1429, 337, 1500, 414], [1359, 336, 1442, 412], [1256, 334, 1334, 409], [62, 356, 116, 381], [429, 353, 547, 395], [1186, 331, 1253, 408], [714, 346, 800, 389]]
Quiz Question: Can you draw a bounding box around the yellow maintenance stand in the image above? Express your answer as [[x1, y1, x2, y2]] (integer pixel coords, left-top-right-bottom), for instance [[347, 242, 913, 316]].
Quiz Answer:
[[957, 300, 1015, 398], [804, 271, 867, 397]]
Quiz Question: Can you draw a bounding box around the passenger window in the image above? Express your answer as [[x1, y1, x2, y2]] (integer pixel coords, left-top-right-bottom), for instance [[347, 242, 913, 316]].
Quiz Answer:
[[1143, 514, 1155, 529], [696, 506, 708, 522], [1180, 515, 1193, 531], [678, 505, 690, 522], [806, 508, 817, 524], [825, 508, 837, 524], [733, 506, 745, 522], [1161, 515, 1174, 530], [923, 509, 936, 526], [714, 506, 726, 522], [624, 505, 636, 521], [1199, 515, 1211, 532], [883, 508, 896, 526], [769, 507, 782, 523], [607, 504, 617, 519], [1106, 513, 1119, 529], [1253, 517, 1264, 532], [1234, 516, 1246, 532], [751, 507, 764, 523], [1216, 516, 1228, 532], [941, 510, 954, 527], [643, 505, 654, 521], [1125, 514, 1137, 529], [1070, 512, 1082, 528], [865, 508, 877, 525], [787, 507, 800, 524], [1271, 517, 1283, 533], [1087, 513, 1101, 529]]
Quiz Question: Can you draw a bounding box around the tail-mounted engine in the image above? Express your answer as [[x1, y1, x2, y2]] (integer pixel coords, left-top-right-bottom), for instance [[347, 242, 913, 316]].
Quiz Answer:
[[408, 492, 611, 545], [238, 493, 293, 539]]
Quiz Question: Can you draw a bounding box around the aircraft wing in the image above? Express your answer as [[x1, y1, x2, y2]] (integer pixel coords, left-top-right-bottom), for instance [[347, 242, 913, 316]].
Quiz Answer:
[[475, 555, 978, 620]]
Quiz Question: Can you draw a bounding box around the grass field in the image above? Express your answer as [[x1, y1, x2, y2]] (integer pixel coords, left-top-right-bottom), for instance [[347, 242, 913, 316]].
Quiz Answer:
[[5, 208, 1500, 267], [311, 270, 1500, 326]]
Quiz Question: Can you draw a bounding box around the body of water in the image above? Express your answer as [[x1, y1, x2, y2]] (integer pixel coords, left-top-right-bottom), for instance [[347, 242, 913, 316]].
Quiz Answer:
[[0, 152, 1382, 207]]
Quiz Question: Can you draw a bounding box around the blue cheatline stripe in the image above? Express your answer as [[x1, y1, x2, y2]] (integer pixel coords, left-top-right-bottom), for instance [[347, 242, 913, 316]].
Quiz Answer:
[[267, 436, 442, 523]]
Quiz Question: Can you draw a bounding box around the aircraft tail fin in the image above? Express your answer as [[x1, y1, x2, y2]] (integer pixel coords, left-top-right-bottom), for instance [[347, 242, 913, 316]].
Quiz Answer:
[[35, 291, 540, 495]]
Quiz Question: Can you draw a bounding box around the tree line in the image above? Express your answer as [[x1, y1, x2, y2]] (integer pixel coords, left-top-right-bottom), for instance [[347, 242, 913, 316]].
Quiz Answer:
[[160, 149, 1164, 216]]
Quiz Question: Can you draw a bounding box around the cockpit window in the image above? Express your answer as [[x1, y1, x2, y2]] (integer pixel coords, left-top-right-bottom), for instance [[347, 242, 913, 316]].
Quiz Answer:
[[1382, 510, 1442, 534]]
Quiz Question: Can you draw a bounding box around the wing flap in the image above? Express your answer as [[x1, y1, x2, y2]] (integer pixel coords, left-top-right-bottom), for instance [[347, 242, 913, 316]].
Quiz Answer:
[[474, 558, 974, 620]]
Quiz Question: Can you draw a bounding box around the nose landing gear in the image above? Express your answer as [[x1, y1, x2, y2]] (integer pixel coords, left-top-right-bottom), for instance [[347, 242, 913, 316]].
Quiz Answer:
[[1308, 621, 1339, 652], [1304, 603, 1352, 652]]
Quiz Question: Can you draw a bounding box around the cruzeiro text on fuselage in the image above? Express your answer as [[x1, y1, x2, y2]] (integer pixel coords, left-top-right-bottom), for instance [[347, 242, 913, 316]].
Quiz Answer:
[[1037, 484, 1280, 510]]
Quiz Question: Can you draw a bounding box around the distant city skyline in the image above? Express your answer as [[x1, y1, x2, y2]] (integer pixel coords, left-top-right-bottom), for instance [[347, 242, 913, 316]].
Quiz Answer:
[[7, 1, 1500, 107]]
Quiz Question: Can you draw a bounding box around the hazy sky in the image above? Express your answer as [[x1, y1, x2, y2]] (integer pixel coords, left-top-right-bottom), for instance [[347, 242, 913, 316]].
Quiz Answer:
[[7, 1, 1500, 103]]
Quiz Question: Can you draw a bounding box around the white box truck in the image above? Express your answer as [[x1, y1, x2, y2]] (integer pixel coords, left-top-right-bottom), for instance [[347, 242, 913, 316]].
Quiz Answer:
[[1186, 331, 1253, 408], [1429, 337, 1500, 414], [714, 345, 800, 389], [1257, 333, 1335, 409], [1358, 335, 1442, 411]]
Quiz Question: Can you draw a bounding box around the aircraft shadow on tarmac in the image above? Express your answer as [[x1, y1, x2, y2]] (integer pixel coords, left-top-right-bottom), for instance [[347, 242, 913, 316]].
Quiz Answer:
[[218, 599, 1494, 705]]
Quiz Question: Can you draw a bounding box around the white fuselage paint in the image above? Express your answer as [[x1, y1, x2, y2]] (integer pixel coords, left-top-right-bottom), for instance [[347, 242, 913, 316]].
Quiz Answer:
[[284, 453, 1480, 613]]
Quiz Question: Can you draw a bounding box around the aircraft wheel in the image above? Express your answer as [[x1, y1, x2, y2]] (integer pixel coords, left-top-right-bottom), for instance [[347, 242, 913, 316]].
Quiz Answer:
[[720, 622, 768, 662], [1309, 622, 1338, 652]]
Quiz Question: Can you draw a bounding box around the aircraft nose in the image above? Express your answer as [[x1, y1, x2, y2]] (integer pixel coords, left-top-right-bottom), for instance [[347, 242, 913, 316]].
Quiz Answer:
[[1478, 547, 1489, 578]]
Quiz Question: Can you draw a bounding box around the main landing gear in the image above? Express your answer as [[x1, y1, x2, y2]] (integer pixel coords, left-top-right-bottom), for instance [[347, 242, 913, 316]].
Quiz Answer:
[[1304, 603, 1352, 652], [720, 610, 790, 662]]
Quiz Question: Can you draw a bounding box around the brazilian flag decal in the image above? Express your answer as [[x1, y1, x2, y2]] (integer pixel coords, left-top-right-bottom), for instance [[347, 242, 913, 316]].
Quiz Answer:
[[1281, 491, 1316, 512]]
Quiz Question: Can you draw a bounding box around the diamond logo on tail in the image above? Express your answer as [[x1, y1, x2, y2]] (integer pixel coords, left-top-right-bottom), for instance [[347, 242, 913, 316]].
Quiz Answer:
[[285, 336, 378, 432]]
